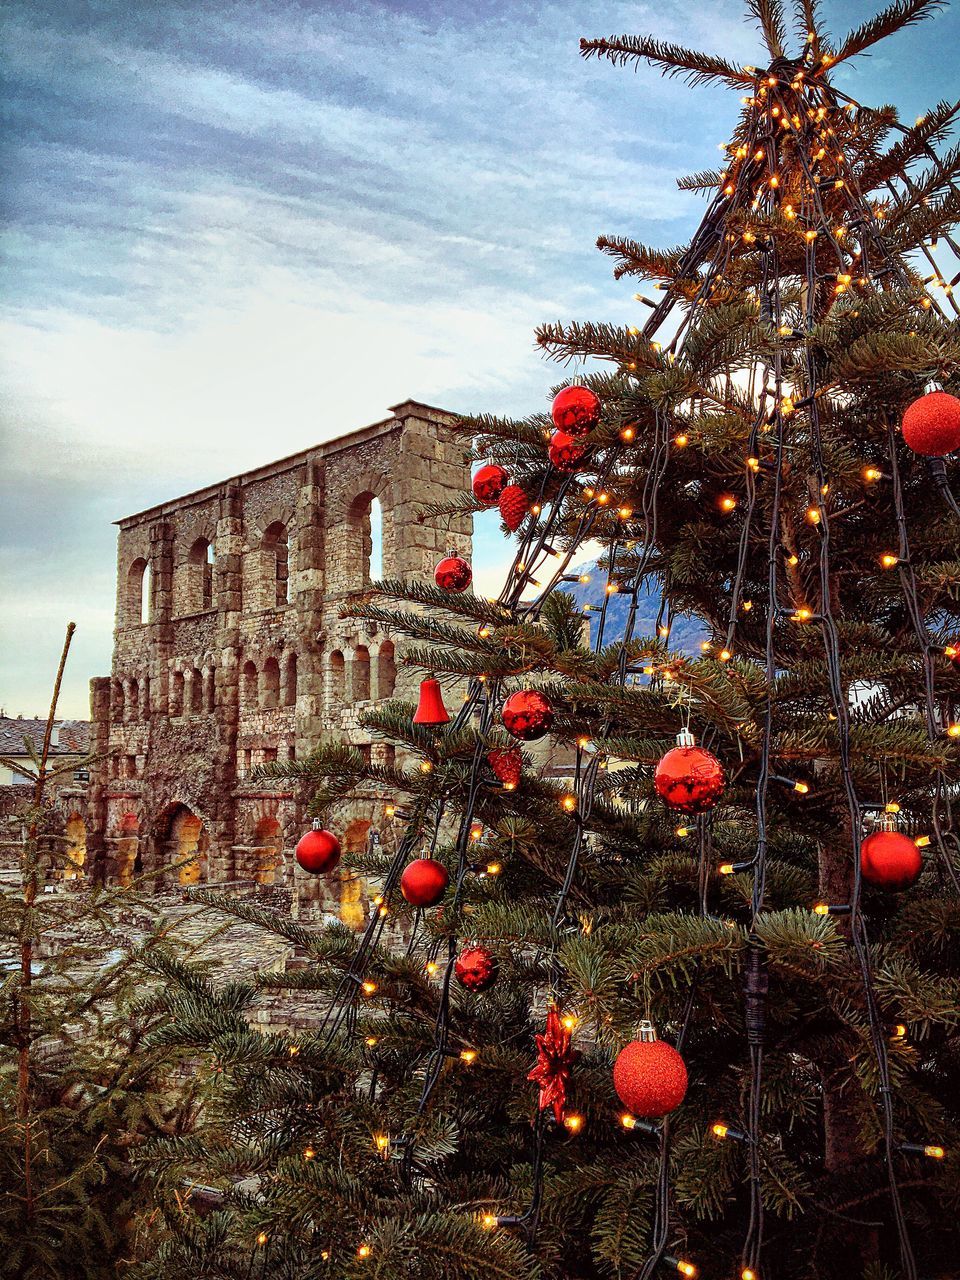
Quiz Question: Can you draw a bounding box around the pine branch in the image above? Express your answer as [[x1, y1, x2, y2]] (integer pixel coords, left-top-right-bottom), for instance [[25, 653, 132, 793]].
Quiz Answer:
[[832, 0, 945, 65], [579, 35, 755, 89]]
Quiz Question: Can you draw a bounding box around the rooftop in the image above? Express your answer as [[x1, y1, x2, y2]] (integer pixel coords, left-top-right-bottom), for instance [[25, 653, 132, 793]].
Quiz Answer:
[[0, 718, 91, 758]]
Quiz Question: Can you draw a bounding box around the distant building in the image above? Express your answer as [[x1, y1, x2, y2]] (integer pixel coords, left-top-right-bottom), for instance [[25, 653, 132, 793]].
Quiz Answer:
[[0, 716, 91, 877], [84, 401, 471, 923]]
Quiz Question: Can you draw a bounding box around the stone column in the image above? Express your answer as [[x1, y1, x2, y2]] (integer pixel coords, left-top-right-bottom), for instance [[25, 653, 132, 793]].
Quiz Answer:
[[85, 676, 112, 884]]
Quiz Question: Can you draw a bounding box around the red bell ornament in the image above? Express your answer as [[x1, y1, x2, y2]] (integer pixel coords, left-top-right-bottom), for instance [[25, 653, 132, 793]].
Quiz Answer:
[[552, 385, 601, 438], [413, 676, 450, 726], [400, 857, 449, 907], [613, 1021, 688, 1118], [501, 689, 554, 741], [488, 745, 523, 789], [861, 826, 922, 889], [498, 484, 530, 532], [549, 430, 587, 473], [473, 463, 509, 506], [435, 551, 472, 592], [901, 390, 960, 456], [455, 944, 498, 992], [295, 825, 341, 875], [654, 730, 725, 814]]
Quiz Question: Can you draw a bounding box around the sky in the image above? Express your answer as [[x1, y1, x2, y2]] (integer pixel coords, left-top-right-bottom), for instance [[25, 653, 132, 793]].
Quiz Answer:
[[2, 0, 958, 719]]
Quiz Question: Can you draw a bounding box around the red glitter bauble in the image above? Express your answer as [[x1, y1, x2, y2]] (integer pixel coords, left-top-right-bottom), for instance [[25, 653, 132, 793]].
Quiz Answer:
[[549, 430, 587, 473], [488, 745, 523, 789], [860, 830, 922, 889], [294, 828, 341, 875], [654, 745, 725, 813], [455, 945, 498, 992], [613, 1038, 688, 1118], [498, 484, 530, 532], [901, 390, 960, 456], [473, 464, 509, 506], [434, 554, 473, 592], [552, 385, 601, 438], [501, 689, 554, 741], [400, 857, 449, 907]]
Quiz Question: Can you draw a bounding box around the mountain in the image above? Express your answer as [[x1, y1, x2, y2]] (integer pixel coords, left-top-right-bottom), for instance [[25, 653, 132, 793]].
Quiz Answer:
[[560, 564, 708, 655]]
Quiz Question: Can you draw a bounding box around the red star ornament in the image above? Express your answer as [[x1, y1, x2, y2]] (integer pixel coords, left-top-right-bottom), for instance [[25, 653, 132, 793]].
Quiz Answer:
[[527, 1006, 579, 1124]]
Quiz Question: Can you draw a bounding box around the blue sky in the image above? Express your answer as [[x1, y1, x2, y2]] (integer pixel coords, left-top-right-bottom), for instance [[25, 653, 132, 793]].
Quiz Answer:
[[2, 0, 958, 718]]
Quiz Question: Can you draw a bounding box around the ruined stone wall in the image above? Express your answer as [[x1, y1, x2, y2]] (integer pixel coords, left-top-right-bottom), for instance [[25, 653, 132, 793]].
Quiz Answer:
[[86, 401, 471, 921]]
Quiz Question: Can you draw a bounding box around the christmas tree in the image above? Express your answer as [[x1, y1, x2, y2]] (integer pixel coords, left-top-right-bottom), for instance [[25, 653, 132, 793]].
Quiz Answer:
[[140, 3, 960, 1277]]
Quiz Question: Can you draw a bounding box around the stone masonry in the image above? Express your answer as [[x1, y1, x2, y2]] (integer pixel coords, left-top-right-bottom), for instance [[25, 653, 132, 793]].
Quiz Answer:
[[85, 401, 470, 926]]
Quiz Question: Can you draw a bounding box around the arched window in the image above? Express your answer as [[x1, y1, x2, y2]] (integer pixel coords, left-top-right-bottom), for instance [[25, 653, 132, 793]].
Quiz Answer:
[[112, 679, 124, 722], [127, 677, 139, 723], [261, 657, 281, 710], [352, 646, 371, 702], [263, 522, 290, 607], [190, 668, 203, 715], [127, 558, 152, 625], [347, 492, 384, 589], [283, 653, 298, 708], [252, 816, 283, 886], [327, 651, 345, 708], [241, 660, 258, 711], [64, 812, 86, 880], [116, 812, 139, 887], [375, 639, 396, 700], [170, 670, 184, 717], [189, 537, 215, 611]]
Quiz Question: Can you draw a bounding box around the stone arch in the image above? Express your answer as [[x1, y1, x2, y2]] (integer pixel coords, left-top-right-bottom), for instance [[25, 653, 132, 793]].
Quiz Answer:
[[158, 803, 210, 887], [126, 676, 140, 723], [351, 644, 371, 702], [185, 535, 215, 613], [326, 650, 346, 709], [64, 811, 86, 879], [241, 659, 258, 711], [126, 557, 152, 625], [262, 520, 290, 608], [189, 666, 203, 715], [345, 490, 384, 590], [340, 819, 371, 930], [252, 815, 283, 886], [282, 651, 298, 708], [202, 664, 216, 713], [373, 638, 396, 700], [115, 811, 140, 887], [170, 669, 185, 717], [261, 656, 281, 709]]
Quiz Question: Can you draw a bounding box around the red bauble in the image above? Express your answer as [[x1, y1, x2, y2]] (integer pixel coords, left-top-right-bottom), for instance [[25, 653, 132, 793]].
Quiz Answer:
[[901, 390, 960, 456], [455, 945, 498, 992], [400, 857, 449, 907], [860, 829, 922, 889], [473, 464, 509, 505], [613, 1036, 688, 1118], [654, 744, 725, 813], [498, 484, 530, 532], [434, 554, 473, 592], [295, 828, 341, 875], [501, 690, 554, 741], [552, 385, 601, 438], [549, 430, 587, 473], [488, 745, 523, 789]]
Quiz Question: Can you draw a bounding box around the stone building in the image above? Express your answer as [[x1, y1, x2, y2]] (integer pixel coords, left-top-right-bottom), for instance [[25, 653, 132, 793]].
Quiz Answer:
[[84, 401, 470, 923]]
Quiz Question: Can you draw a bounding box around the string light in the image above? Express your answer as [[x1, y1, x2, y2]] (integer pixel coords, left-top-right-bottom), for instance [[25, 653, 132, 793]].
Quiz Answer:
[[561, 1013, 579, 1032], [719, 494, 738, 512], [880, 553, 899, 569], [813, 902, 851, 916], [711, 1122, 748, 1142], [361, 981, 377, 996], [674, 433, 689, 447], [899, 1142, 945, 1159], [460, 1049, 477, 1064], [374, 1133, 390, 1152], [561, 794, 577, 813], [863, 466, 882, 482], [256, 1233, 268, 1247], [481, 1213, 498, 1229], [357, 1244, 372, 1258], [365, 1036, 378, 1047], [304, 1146, 316, 1159], [563, 1113, 584, 1133], [485, 861, 502, 876]]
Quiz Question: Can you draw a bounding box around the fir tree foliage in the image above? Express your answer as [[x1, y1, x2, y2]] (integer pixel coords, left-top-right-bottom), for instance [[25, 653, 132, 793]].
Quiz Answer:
[[141, 4, 960, 1277]]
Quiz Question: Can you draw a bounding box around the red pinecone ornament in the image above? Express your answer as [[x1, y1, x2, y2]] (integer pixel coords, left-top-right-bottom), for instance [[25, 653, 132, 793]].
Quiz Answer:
[[434, 553, 472, 592], [860, 829, 922, 889], [473, 463, 509, 505], [549, 429, 587, 473], [498, 484, 530, 532], [654, 733, 725, 813], [552, 385, 601, 438], [502, 689, 554, 741], [400, 857, 449, 907], [295, 828, 341, 875], [901, 390, 960, 456], [613, 1024, 688, 1118], [455, 945, 498, 992], [488, 745, 522, 789]]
